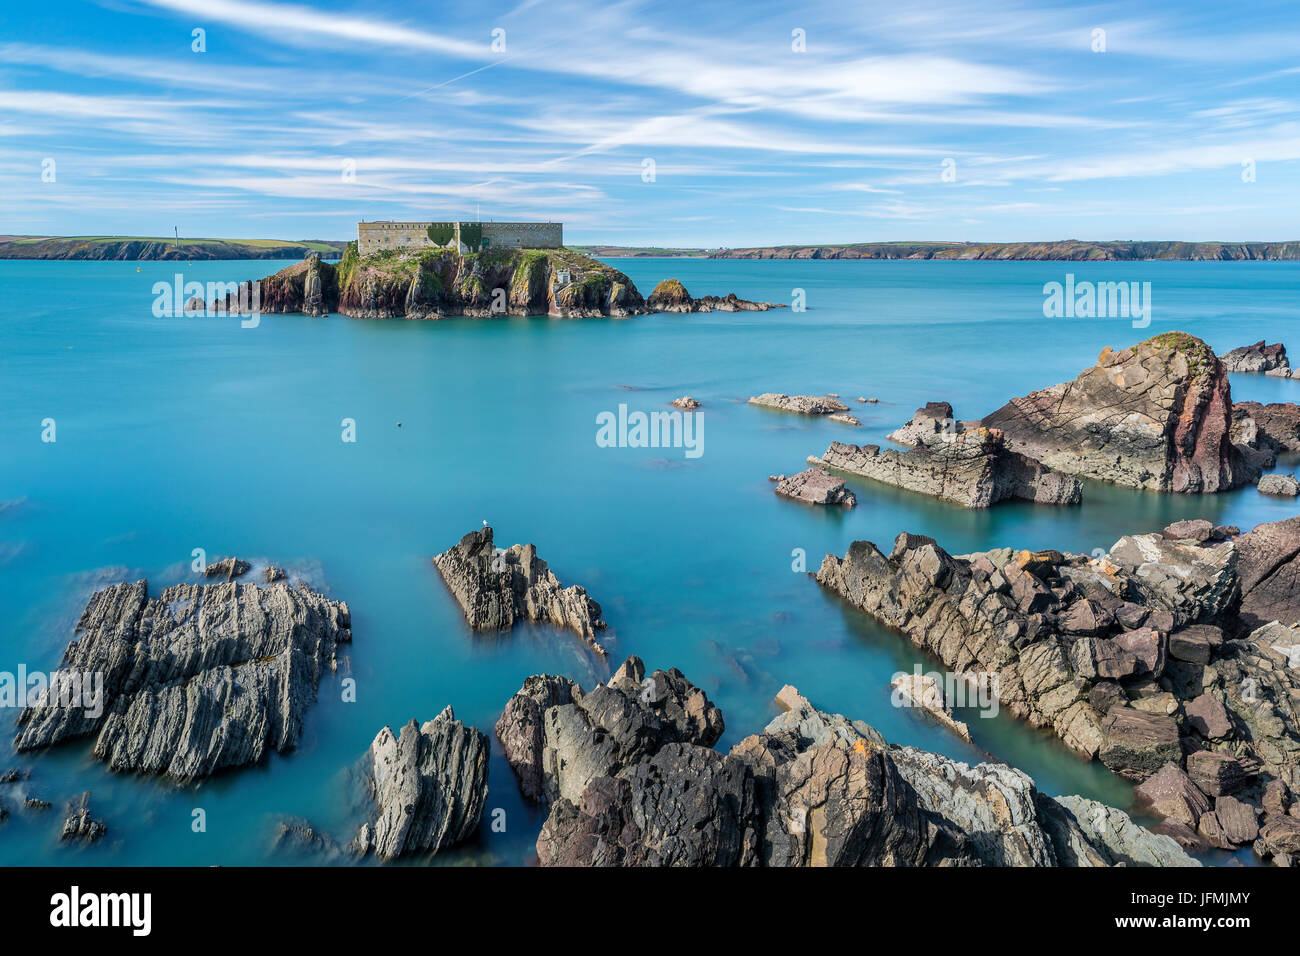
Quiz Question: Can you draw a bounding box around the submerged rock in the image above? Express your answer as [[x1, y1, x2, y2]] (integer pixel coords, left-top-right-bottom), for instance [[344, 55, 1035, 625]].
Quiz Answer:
[[983, 333, 1256, 492], [748, 393, 850, 416], [14, 576, 351, 782], [773, 468, 857, 507], [433, 526, 607, 655], [352, 707, 489, 860], [890, 672, 971, 741], [810, 430, 1082, 509]]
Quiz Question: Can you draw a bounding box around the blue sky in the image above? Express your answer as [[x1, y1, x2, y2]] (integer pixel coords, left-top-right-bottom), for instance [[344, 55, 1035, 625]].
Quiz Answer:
[[2, 0, 1298, 245]]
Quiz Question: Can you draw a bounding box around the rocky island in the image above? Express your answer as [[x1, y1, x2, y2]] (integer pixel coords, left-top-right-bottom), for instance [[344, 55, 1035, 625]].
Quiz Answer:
[[433, 526, 608, 655], [233, 244, 781, 320], [1220, 340, 1296, 379], [645, 278, 783, 312], [15, 563, 352, 782]]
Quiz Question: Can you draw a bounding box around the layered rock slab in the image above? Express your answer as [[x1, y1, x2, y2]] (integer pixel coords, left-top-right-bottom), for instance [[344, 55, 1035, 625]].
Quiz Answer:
[[982, 333, 1256, 492], [433, 526, 607, 655], [14, 575, 351, 782], [352, 706, 489, 860]]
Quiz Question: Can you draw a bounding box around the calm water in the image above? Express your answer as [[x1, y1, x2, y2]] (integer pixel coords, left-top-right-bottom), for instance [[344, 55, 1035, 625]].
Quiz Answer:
[[0, 257, 1296, 866]]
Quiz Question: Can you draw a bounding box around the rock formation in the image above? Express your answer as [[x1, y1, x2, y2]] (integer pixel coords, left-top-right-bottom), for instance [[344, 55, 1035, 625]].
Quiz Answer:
[[510, 667, 1194, 867], [982, 333, 1258, 492], [432, 526, 607, 655], [809, 431, 1083, 508], [352, 707, 489, 860], [646, 278, 783, 312], [60, 792, 107, 843], [1235, 401, 1300, 453], [1259, 474, 1300, 496], [772, 468, 857, 507], [815, 518, 1300, 864], [1220, 340, 1294, 377], [748, 393, 850, 416], [670, 396, 700, 410], [890, 672, 972, 742], [1235, 517, 1300, 631], [14, 574, 352, 782]]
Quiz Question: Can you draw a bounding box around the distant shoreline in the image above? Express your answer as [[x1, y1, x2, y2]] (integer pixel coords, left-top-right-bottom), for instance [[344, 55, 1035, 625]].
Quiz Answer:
[[4, 236, 1300, 262]]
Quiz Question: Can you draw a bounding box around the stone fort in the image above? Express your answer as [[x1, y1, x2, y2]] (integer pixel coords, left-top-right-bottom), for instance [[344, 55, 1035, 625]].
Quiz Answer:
[[357, 220, 562, 255]]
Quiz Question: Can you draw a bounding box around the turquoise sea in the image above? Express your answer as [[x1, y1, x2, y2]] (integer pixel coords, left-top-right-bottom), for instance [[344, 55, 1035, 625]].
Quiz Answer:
[[0, 257, 1297, 866]]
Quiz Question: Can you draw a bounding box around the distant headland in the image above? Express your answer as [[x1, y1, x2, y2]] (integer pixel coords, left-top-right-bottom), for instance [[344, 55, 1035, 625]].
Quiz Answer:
[[6, 234, 1300, 262], [0, 235, 348, 261]]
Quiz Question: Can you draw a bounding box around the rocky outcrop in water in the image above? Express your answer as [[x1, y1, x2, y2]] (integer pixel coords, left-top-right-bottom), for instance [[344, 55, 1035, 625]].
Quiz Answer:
[[433, 526, 607, 655], [352, 706, 489, 860], [748, 393, 849, 415], [815, 518, 1300, 864], [519, 671, 1193, 867], [1220, 340, 1294, 377], [60, 792, 107, 843], [982, 333, 1258, 492], [809, 429, 1083, 508], [1259, 474, 1300, 496], [14, 573, 352, 782], [773, 468, 857, 507], [646, 278, 784, 312]]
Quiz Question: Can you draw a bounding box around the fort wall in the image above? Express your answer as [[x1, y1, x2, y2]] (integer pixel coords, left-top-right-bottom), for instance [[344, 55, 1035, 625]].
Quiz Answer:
[[357, 221, 562, 255]]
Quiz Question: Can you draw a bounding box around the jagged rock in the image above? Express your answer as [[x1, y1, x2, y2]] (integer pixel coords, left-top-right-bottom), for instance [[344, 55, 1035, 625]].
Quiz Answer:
[[352, 707, 488, 860], [773, 468, 856, 507], [0, 769, 27, 783], [1186, 750, 1250, 796], [647, 278, 782, 313], [1099, 708, 1181, 780], [1256, 815, 1300, 860], [1185, 693, 1233, 739], [1220, 340, 1291, 376], [1259, 474, 1300, 497], [887, 402, 960, 446], [14, 576, 351, 781], [433, 526, 607, 655], [494, 674, 577, 801], [24, 797, 51, 811], [809, 431, 1082, 509], [530, 677, 1194, 867], [498, 656, 723, 805], [536, 744, 761, 866], [1164, 519, 1215, 542], [1214, 795, 1259, 845], [670, 396, 700, 410], [1048, 795, 1198, 866], [204, 556, 251, 580], [890, 672, 972, 742], [1168, 624, 1224, 663], [263, 566, 287, 583], [1134, 762, 1212, 827], [1235, 517, 1300, 629], [1107, 534, 1238, 628], [748, 393, 849, 415], [60, 793, 106, 843], [982, 333, 1255, 492], [1235, 401, 1300, 452]]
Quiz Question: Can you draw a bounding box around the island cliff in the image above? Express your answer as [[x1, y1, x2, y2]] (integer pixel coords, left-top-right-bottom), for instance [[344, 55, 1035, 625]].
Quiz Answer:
[[234, 244, 783, 319]]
